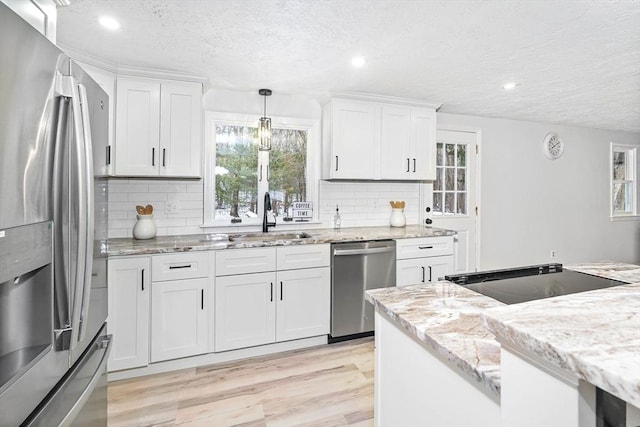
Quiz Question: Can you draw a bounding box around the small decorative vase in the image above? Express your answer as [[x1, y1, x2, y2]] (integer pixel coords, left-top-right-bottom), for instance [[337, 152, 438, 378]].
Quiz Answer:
[[133, 214, 157, 239], [390, 208, 406, 227]]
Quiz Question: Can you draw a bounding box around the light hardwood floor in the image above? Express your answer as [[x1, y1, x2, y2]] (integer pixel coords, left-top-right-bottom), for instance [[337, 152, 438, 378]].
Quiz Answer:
[[108, 338, 374, 427]]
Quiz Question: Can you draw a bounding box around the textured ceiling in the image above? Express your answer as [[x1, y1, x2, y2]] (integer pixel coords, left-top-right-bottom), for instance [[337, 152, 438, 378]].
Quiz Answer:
[[57, 0, 640, 133]]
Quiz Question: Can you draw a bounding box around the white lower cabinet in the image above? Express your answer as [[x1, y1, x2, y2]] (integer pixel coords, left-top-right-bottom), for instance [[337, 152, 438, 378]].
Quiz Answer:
[[107, 257, 150, 372], [396, 237, 455, 287], [214, 245, 331, 352], [150, 278, 209, 362], [396, 255, 454, 287], [276, 267, 330, 342], [214, 272, 276, 352]]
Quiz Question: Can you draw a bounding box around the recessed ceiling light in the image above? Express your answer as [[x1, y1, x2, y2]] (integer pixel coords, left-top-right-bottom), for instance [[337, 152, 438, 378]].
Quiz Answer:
[[99, 16, 120, 30], [503, 81, 519, 91], [351, 56, 366, 68]]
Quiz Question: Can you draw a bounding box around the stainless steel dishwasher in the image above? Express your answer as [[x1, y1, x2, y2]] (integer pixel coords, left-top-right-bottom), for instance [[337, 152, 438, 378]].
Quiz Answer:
[[330, 240, 396, 342]]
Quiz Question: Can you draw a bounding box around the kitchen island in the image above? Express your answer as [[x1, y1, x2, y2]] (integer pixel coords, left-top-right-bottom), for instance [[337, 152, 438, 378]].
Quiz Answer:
[[365, 262, 640, 427]]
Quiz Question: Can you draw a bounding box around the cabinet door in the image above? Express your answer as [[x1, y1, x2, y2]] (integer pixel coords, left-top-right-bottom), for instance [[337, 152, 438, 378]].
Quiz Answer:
[[276, 267, 330, 342], [396, 258, 430, 287], [115, 78, 160, 176], [150, 278, 208, 362], [330, 99, 377, 179], [381, 105, 412, 180], [159, 83, 202, 177], [411, 108, 436, 180], [425, 255, 454, 282], [215, 272, 276, 352], [107, 257, 150, 372], [397, 256, 454, 287]]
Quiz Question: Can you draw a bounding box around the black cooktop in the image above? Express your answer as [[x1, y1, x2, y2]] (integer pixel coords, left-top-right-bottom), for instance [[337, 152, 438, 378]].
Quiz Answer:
[[445, 264, 627, 305]]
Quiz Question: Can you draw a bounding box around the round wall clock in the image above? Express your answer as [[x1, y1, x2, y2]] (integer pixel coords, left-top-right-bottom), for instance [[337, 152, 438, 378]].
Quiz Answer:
[[543, 132, 564, 160]]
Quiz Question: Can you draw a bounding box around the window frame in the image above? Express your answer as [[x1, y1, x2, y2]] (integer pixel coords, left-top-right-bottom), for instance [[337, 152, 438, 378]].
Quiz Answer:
[[610, 142, 638, 221], [203, 111, 320, 227], [433, 141, 470, 217]]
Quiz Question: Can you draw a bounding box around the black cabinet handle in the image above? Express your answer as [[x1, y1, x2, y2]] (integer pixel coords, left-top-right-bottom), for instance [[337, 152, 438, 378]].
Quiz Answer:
[[152, 147, 155, 166], [406, 158, 410, 172], [259, 164, 263, 182], [162, 148, 166, 167], [280, 281, 283, 301], [421, 266, 425, 283], [106, 145, 111, 165], [413, 158, 416, 172], [266, 165, 270, 181], [169, 264, 192, 269], [429, 266, 433, 282], [418, 246, 434, 250], [201, 289, 204, 310], [141, 269, 144, 291], [270, 282, 273, 302], [335, 156, 339, 171]]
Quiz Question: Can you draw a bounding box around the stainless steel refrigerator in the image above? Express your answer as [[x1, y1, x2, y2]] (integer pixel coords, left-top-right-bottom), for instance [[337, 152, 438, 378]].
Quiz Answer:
[[0, 4, 111, 426]]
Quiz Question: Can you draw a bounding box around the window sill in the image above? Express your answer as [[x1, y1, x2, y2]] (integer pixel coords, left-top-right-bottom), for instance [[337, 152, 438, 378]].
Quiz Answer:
[[610, 214, 640, 222]]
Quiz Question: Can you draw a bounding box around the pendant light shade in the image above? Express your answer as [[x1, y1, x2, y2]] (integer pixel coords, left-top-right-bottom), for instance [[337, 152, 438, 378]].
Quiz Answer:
[[258, 89, 272, 151]]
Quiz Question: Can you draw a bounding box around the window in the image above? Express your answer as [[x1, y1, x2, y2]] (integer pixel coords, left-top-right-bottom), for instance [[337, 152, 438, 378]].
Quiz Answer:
[[611, 143, 638, 218], [433, 142, 468, 215], [204, 113, 319, 226]]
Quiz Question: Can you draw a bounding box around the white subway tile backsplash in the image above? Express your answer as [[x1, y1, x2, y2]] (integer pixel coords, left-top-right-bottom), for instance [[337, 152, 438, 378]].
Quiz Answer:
[[106, 178, 423, 238]]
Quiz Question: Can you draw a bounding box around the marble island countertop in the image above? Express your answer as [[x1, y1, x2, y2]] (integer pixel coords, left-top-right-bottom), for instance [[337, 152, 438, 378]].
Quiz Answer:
[[365, 261, 640, 402], [107, 225, 456, 256], [483, 280, 640, 407]]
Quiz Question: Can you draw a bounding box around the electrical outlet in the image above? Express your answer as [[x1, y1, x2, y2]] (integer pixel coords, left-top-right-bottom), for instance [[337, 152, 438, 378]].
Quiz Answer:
[[550, 250, 556, 259], [166, 202, 178, 214]]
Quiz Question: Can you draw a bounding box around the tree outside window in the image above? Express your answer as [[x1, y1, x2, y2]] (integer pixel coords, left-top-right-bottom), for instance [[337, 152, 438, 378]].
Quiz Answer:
[[212, 124, 308, 223]]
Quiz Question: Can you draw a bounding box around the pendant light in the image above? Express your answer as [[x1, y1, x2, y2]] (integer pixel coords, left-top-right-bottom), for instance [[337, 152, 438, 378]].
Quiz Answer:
[[258, 88, 272, 151]]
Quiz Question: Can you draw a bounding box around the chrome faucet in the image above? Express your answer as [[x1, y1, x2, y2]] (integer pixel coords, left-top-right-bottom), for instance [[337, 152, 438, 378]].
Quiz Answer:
[[262, 192, 276, 232]]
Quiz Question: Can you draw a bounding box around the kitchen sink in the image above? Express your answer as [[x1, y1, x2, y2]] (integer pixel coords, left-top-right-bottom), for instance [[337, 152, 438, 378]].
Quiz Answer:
[[228, 232, 313, 242]]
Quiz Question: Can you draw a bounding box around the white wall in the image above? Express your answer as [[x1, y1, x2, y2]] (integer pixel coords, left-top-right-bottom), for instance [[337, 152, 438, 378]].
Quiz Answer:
[[438, 113, 640, 268]]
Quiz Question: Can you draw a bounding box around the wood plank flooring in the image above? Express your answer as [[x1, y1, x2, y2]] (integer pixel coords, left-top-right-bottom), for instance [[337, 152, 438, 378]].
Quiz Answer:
[[108, 338, 374, 427]]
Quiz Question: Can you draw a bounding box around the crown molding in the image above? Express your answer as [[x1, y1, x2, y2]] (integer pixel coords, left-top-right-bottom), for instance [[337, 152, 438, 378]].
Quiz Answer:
[[328, 91, 442, 110], [58, 44, 207, 84], [59, 43, 118, 73]]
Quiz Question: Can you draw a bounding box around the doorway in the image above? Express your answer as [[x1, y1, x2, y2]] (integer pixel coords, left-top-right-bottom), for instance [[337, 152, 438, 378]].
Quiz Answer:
[[420, 128, 480, 273]]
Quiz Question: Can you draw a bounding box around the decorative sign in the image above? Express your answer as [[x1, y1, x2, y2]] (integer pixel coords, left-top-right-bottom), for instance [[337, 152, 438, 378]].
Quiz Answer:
[[292, 202, 313, 221]]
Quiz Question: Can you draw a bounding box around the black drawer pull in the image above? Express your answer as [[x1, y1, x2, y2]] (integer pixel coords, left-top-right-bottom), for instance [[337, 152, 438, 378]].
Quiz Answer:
[[152, 147, 155, 166], [421, 266, 425, 283], [169, 264, 192, 269], [418, 246, 434, 250], [429, 266, 433, 282], [141, 269, 145, 291], [270, 282, 274, 302], [201, 289, 204, 310], [280, 281, 283, 301]]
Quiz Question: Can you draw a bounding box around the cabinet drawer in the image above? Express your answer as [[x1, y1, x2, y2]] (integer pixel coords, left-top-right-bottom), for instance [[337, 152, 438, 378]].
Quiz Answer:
[[396, 236, 454, 259], [152, 252, 210, 281], [276, 244, 330, 270], [216, 247, 276, 276]]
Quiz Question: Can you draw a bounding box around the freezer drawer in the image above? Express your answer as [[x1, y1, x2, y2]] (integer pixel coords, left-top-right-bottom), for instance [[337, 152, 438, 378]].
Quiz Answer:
[[23, 325, 111, 427]]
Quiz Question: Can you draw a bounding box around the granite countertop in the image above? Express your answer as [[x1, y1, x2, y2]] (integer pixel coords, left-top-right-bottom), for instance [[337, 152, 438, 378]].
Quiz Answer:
[[483, 265, 640, 407], [365, 261, 640, 401], [107, 225, 456, 256]]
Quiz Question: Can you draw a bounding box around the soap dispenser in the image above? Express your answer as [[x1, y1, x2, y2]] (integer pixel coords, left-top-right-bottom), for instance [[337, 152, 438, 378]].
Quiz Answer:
[[334, 205, 341, 230]]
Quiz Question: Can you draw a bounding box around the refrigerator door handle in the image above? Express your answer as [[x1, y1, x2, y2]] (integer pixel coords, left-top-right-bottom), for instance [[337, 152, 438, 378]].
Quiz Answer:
[[76, 83, 95, 343], [67, 78, 89, 352], [52, 94, 72, 347]]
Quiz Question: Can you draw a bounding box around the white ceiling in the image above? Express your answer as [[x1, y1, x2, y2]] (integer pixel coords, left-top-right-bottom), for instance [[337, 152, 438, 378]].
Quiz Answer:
[[57, 0, 640, 133]]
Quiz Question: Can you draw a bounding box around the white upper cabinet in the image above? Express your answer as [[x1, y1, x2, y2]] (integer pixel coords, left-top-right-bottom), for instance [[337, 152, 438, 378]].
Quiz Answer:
[[322, 95, 439, 181], [322, 98, 377, 180], [115, 77, 202, 177]]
